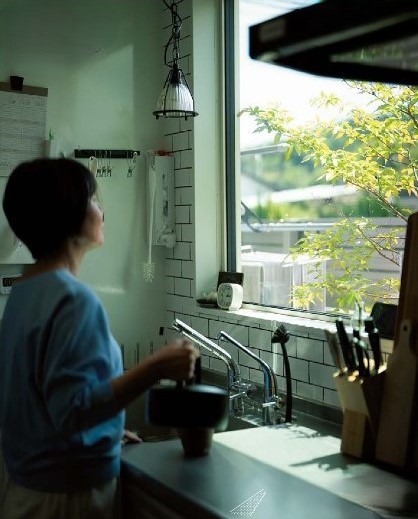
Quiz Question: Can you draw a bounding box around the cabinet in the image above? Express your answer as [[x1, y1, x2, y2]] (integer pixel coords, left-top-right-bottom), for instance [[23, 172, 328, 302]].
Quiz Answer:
[[0, 431, 5, 497], [122, 477, 184, 519]]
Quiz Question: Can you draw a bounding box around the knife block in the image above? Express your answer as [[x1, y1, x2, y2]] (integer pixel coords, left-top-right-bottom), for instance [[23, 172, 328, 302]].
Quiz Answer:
[[375, 319, 418, 472], [374, 211, 418, 473], [334, 370, 386, 460]]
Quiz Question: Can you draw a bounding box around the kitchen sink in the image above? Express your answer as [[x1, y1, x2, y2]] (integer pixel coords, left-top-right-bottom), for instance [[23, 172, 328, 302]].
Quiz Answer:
[[125, 393, 258, 443]]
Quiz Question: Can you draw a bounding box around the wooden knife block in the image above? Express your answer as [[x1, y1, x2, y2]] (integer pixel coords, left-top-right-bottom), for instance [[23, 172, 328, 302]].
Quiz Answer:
[[334, 211, 418, 472], [335, 370, 386, 460], [374, 211, 418, 473], [375, 319, 418, 472]]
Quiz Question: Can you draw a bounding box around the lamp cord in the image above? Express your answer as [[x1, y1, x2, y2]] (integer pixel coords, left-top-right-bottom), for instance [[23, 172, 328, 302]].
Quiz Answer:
[[162, 0, 182, 67]]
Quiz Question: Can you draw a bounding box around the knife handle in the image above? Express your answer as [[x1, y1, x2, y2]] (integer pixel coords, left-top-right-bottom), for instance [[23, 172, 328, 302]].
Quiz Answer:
[[335, 318, 357, 372], [325, 330, 345, 373], [353, 338, 370, 377], [368, 330, 382, 370]]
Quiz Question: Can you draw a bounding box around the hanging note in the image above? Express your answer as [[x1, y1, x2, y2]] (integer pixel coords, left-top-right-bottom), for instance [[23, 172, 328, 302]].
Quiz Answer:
[[0, 84, 48, 177]]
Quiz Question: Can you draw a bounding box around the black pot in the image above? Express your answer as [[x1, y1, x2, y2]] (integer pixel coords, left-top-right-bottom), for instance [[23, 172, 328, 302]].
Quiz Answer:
[[146, 383, 229, 430]]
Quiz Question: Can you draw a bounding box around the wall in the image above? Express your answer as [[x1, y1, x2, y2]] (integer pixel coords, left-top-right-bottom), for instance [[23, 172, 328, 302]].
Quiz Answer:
[[0, 0, 355, 413], [0, 0, 169, 364], [158, 0, 348, 412]]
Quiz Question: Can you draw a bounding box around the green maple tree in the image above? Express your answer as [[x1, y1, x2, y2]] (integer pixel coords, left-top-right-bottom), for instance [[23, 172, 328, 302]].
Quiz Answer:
[[240, 83, 418, 312]]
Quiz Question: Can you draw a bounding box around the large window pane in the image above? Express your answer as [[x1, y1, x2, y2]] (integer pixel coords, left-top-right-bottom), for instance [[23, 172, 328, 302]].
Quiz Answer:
[[237, 0, 415, 314]]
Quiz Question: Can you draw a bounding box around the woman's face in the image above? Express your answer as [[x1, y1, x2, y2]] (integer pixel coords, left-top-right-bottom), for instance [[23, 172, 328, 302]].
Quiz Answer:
[[78, 196, 104, 250]]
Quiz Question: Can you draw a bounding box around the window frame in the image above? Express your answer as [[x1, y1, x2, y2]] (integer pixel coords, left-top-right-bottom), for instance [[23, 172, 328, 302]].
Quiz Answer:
[[224, 0, 238, 271], [223, 0, 404, 320]]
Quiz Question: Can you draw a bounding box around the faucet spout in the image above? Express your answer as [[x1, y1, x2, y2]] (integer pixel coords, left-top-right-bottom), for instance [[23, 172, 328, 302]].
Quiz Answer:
[[217, 331, 279, 424], [172, 319, 241, 393]]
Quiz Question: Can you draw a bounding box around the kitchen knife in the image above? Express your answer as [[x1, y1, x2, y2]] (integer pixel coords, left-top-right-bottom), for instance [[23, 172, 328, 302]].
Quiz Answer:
[[352, 337, 370, 377], [364, 316, 382, 371], [335, 318, 357, 372], [325, 330, 345, 374]]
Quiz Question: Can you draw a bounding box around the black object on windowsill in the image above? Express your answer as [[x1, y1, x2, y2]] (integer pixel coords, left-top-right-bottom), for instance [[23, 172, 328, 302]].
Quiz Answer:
[[272, 324, 292, 423], [370, 302, 397, 340]]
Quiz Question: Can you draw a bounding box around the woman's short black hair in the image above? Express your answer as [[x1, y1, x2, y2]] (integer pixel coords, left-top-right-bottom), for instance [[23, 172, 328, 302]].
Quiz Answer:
[[3, 158, 97, 260]]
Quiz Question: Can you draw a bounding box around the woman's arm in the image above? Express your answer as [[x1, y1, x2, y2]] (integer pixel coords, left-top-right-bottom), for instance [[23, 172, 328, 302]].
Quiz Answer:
[[110, 339, 198, 412]]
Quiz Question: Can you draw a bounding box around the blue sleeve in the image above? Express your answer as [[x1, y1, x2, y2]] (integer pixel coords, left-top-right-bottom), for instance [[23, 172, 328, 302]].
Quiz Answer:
[[39, 288, 122, 435]]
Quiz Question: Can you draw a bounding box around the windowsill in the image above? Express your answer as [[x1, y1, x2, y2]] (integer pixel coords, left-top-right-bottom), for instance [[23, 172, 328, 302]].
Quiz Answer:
[[194, 303, 394, 353], [195, 303, 337, 338]]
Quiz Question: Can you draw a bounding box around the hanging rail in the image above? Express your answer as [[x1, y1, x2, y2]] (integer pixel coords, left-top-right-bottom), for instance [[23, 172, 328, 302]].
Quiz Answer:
[[74, 149, 140, 159]]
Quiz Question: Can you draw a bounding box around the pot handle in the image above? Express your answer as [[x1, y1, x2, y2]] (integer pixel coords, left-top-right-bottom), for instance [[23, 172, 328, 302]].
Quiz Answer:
[[176, 357, 202, 389]]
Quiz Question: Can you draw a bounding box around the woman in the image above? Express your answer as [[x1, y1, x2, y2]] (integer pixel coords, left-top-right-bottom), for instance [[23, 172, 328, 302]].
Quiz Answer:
[[0, 158, 199, 518]]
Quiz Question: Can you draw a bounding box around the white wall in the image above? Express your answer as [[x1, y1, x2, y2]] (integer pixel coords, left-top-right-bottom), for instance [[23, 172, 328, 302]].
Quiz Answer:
[[158, 0, 345, 411], [0, 0, 348, 411], [0, 0, 170, 365]]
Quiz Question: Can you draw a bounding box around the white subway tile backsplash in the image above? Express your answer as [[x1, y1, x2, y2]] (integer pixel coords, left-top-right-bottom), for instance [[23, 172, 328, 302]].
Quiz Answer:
[[324, 388, 340, 407], [238, 350, 261, 370], [175, 168, 192, 187], [174, 241, 191, 260], [190, 315, 209, 336], [163, 118, 181, 136], [276, 375, 287, 393], [296, 336, 323, 363], [181, 223, 194, 242], [208, 320, 249, 346], [172, 131, 189, 151], [175, 205, 190, 224], [296, 381, 324, 402], [218, 341, 239, 364], [323, 343, 335, 367], [181, 31, 193, 58], [161, 3, 344, 413], [260, 350, 283, 377], [177, 186, 193, 205], [165, 247, 174, 260], [284, 334, 297, 357], [166, 294, 191, 314], [249, 368, 264, 386], [249, 327, 273, 351], [210, 357, 229, 374], [180, 116, 193, 133], [288, 357, 309, 383], [166, 276, 175, 293], [175, 277, 191, 297], [180, 149, 193, 168], [308, 328, 329, 341], [201, 355, 210, 369], [181, 260, 194, 279], [166, 259, 182, 277], [309, 363, 337, 390]]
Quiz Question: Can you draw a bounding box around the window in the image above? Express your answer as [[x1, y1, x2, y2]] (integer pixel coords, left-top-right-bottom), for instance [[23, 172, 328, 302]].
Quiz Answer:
[[226, 0, 417, 316]]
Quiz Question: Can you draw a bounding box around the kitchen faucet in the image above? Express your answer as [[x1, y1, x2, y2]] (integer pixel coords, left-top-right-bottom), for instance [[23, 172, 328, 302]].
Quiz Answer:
[[172, 319, 245, 414], [217, 331, 280, 425]]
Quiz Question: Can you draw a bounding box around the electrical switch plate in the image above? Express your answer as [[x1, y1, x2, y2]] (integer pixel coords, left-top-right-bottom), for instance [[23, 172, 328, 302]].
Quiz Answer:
[[0, 274, 21, 295]]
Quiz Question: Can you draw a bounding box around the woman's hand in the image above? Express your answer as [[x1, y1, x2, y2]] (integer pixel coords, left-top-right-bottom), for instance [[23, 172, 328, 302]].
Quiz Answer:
[[111, 339, 200, 411], [152, 339, 200, 382]]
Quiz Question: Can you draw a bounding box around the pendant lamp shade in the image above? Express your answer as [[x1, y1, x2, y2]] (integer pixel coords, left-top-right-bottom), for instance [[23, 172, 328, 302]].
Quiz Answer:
[[154, 64, 197, 119], [153, 0, 198, 120]]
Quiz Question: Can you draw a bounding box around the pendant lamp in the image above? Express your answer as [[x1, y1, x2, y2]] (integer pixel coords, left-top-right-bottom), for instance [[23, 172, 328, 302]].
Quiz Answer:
[[153, 0, 198, 120]]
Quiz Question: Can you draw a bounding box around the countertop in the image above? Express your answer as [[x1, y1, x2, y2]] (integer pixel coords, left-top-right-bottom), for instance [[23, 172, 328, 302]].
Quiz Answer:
[[121, 414, 418, 518]]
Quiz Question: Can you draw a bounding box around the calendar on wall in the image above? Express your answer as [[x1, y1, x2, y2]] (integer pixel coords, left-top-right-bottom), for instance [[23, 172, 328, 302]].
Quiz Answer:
[[0, 82, 47, 264], [0, 82, 48, 178]]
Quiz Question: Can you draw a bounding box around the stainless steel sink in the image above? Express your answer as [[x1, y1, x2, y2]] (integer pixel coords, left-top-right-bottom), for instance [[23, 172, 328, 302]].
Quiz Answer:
[[125, 393, 258, 443]]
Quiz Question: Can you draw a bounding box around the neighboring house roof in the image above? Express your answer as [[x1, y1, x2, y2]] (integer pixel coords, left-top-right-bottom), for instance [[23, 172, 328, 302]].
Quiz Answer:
[[243, 183, 358, 208]]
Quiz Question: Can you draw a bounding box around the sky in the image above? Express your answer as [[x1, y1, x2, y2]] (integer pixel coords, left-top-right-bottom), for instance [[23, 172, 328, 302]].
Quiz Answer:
[[239, 1, 374, 148]]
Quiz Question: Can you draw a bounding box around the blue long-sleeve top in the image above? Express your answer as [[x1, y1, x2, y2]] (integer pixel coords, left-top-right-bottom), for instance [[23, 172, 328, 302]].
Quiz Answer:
[[0, 269, 124, 492]]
